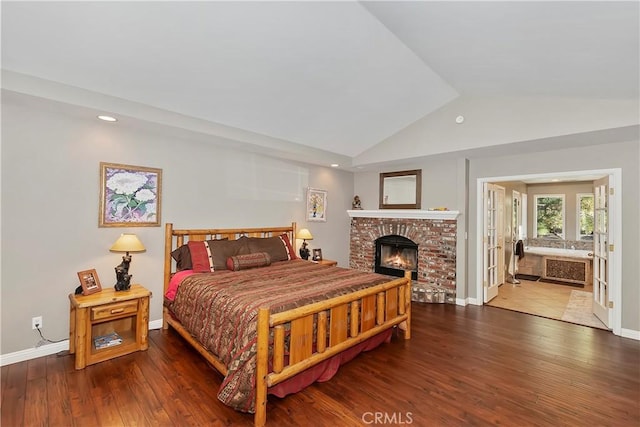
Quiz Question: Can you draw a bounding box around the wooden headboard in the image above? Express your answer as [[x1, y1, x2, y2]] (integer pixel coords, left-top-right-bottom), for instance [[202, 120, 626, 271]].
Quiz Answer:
[[163, 222, 297, 296]]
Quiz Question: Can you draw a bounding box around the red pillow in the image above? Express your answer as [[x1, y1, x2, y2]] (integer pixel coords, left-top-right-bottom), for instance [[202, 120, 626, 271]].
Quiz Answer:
[[279, 233, 297, 260], [187, 241, 215, 273], [226, 252, 272, 271]]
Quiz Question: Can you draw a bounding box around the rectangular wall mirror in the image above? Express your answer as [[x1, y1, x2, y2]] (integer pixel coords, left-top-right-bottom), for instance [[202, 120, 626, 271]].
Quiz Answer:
[[379, 169, 422, 209]]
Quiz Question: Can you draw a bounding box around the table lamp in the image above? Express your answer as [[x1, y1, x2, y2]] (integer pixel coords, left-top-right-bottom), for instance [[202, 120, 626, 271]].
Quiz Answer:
[[110, 233, 145, 291], [297, 228, 313, 260]]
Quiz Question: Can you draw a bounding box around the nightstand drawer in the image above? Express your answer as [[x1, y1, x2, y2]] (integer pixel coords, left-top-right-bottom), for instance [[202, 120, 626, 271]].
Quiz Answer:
[[91, 300, 138, 321]]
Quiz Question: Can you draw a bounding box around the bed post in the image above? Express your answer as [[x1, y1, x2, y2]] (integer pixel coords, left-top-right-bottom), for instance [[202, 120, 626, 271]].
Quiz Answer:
[[404, 270, 412, 339], [163, 222, 174, 330], [291, 221, 297, 247], [255, 307, 270, 427]]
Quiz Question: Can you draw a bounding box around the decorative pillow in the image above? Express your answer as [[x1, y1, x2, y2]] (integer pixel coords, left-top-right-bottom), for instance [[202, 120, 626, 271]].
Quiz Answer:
[[171, 244, 192, 271], [247, 234, 296, 262], [208, 238, 250, 270], [226, 252, 272, 271], [173, 238, 248, 272], [187, 240, 215, 273]]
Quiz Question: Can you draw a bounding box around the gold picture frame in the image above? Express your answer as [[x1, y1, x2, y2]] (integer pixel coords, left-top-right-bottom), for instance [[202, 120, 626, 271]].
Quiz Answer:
[[99, 162, 162, 227], [77, 269, 102, 296], [306, 188, 327, 222]]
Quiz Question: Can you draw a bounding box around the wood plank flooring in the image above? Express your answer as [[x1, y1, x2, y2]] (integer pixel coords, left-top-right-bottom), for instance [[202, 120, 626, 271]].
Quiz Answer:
[[2, 303, 639, 426]]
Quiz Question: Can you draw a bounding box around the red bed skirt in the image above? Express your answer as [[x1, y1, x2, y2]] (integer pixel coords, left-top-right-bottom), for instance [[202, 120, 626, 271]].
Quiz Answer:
[[268, 328, 393, 398]]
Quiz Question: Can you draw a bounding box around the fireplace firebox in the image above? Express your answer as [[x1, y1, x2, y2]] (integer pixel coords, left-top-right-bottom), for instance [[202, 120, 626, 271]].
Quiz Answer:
[[375, 235, 418, 280]]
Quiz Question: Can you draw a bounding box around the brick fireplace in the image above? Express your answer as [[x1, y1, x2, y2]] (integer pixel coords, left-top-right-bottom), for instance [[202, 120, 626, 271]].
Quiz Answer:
[[348, 209, 459, 302]]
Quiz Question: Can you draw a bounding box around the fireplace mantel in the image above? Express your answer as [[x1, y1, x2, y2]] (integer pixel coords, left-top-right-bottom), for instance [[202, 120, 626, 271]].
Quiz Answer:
[[347, 209, 460, 220]]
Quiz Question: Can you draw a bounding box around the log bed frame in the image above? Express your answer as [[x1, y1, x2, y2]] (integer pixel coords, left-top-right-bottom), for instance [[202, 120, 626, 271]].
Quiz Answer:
[[163, 222, 412, 426]]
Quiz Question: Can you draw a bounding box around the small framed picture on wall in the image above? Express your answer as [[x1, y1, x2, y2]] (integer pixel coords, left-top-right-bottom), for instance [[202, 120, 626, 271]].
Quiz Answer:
[[306, 188, 327, 222]]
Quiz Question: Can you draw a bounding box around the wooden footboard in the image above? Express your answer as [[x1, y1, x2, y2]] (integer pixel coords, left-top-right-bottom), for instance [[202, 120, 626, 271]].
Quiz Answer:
[[254, 271, 411, 426], [163, 222, 411, 426]]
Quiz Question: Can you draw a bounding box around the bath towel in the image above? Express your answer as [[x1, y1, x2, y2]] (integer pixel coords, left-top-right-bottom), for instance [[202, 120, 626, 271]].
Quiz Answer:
[[515, 240, 525, 259], [508, 250, 515, 276]]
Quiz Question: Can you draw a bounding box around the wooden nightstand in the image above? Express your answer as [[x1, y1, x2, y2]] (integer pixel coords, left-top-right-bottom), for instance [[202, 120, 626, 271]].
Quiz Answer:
[[69, 284, 151, 369], [315, 259, 337, 267]]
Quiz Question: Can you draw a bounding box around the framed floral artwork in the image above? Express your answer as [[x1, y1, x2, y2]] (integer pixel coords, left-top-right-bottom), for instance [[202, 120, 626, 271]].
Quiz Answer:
[[99, 162, 162, 227], [306, 188, 327, 222]]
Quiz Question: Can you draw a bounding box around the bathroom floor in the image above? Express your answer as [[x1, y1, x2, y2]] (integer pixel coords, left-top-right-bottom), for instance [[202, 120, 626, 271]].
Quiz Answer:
[[487, 279, 608, 330]]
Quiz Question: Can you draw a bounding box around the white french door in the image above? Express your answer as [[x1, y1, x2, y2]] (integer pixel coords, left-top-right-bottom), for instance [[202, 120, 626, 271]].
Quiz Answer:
[[483, 183, 505, 302], [592, 176, 611, 328]]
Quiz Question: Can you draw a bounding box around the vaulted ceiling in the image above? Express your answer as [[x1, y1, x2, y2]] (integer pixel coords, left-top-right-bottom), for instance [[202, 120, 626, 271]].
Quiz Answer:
[[2, 1, 638, 166]]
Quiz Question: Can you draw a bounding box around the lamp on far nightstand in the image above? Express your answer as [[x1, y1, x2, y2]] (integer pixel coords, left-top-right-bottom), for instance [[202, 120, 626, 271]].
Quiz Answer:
[[110, 233, 145, 291], [297, 228, 313, 260]]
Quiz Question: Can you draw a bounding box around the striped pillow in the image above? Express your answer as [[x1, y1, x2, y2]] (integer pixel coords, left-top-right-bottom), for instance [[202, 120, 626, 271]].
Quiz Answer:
[[188, 240, 215, 272], [226, 252, 272, 271]]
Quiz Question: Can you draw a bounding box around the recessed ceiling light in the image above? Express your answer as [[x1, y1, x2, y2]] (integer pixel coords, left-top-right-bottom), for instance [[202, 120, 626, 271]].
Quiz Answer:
[[455, 115, 464, 124], [330, 164, 339, 168], [97, 115, 117, 122]]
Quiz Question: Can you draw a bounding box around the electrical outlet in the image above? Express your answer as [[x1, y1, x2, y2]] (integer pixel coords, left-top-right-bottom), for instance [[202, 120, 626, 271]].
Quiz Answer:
[[32, 316, 42, 330]]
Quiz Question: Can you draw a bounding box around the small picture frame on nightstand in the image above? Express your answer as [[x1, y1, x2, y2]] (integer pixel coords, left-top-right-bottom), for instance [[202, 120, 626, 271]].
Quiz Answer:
[[77, 269, 102, 295], [312, 248, 323, 261]]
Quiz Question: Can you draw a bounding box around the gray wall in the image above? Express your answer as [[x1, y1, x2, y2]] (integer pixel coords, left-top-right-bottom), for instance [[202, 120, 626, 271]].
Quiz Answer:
[[2, 93, 638, 356], [1, 95, 354, 354], [355, 140, 639, 332], [468, 140, 639, 332], [354, 155, 460, 211]]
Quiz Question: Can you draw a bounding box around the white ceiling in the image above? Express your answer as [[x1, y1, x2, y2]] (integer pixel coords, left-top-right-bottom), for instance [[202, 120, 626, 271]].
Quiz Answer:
[[2, 1, 638, 160]]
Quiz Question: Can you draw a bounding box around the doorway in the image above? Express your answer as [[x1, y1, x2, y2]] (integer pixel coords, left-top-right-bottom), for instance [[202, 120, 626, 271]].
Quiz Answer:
[[476, 168, 622, 335]]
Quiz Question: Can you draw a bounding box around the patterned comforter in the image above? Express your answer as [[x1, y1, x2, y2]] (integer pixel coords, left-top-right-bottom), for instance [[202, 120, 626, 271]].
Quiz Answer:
[[168, 259, 394, 413]]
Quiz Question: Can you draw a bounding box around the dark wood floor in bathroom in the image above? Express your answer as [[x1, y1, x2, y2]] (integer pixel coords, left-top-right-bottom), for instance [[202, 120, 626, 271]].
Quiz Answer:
[[2, 303, 639, 426]]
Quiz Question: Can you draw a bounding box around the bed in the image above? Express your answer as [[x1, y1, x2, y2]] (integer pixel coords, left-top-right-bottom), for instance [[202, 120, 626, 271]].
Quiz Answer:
[[163, 222, 411, 426]]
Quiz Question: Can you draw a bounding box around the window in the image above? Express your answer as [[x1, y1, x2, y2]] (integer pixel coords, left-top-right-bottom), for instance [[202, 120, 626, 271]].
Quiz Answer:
[[534, 194, 565, 239], [577, 193, 594, 240]]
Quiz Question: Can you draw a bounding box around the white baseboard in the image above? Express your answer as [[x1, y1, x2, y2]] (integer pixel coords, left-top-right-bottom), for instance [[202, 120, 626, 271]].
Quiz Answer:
[[0, 340, 69, 367], [149, 319, 163, 330], [620, 328, 640, 341], [0, 319, 164, 367], [458, 297, 481, 306]]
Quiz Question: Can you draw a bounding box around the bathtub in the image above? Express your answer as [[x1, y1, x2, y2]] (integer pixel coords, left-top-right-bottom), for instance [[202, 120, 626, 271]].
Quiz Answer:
[[521, 246, 593, 286], [524, 246, 593, 259]]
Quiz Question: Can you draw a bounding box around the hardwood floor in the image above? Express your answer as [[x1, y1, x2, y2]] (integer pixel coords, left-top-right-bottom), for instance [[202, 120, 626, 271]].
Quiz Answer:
[[2, 303, 639, 426]]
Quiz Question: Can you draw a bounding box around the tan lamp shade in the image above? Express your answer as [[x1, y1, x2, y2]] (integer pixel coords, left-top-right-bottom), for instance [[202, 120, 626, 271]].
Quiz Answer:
[[296, 229, 313, 240], [110, 233, 146, 253]]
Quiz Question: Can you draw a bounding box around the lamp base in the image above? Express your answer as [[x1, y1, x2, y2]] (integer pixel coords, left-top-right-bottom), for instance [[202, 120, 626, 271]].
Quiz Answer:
[[114, 254, 132, 291], [299, 246, 310, 260], [114, 280, 131, 291]]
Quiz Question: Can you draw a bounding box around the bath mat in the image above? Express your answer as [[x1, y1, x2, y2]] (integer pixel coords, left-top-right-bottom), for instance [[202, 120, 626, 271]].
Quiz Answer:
[[561, 290, 607, 330], [539, 278, 584, 287], [515, 274, 540, 281]]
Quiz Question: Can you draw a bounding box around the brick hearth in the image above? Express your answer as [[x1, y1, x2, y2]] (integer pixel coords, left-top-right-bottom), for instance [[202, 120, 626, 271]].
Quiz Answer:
[[348, 210, 458, 301]]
